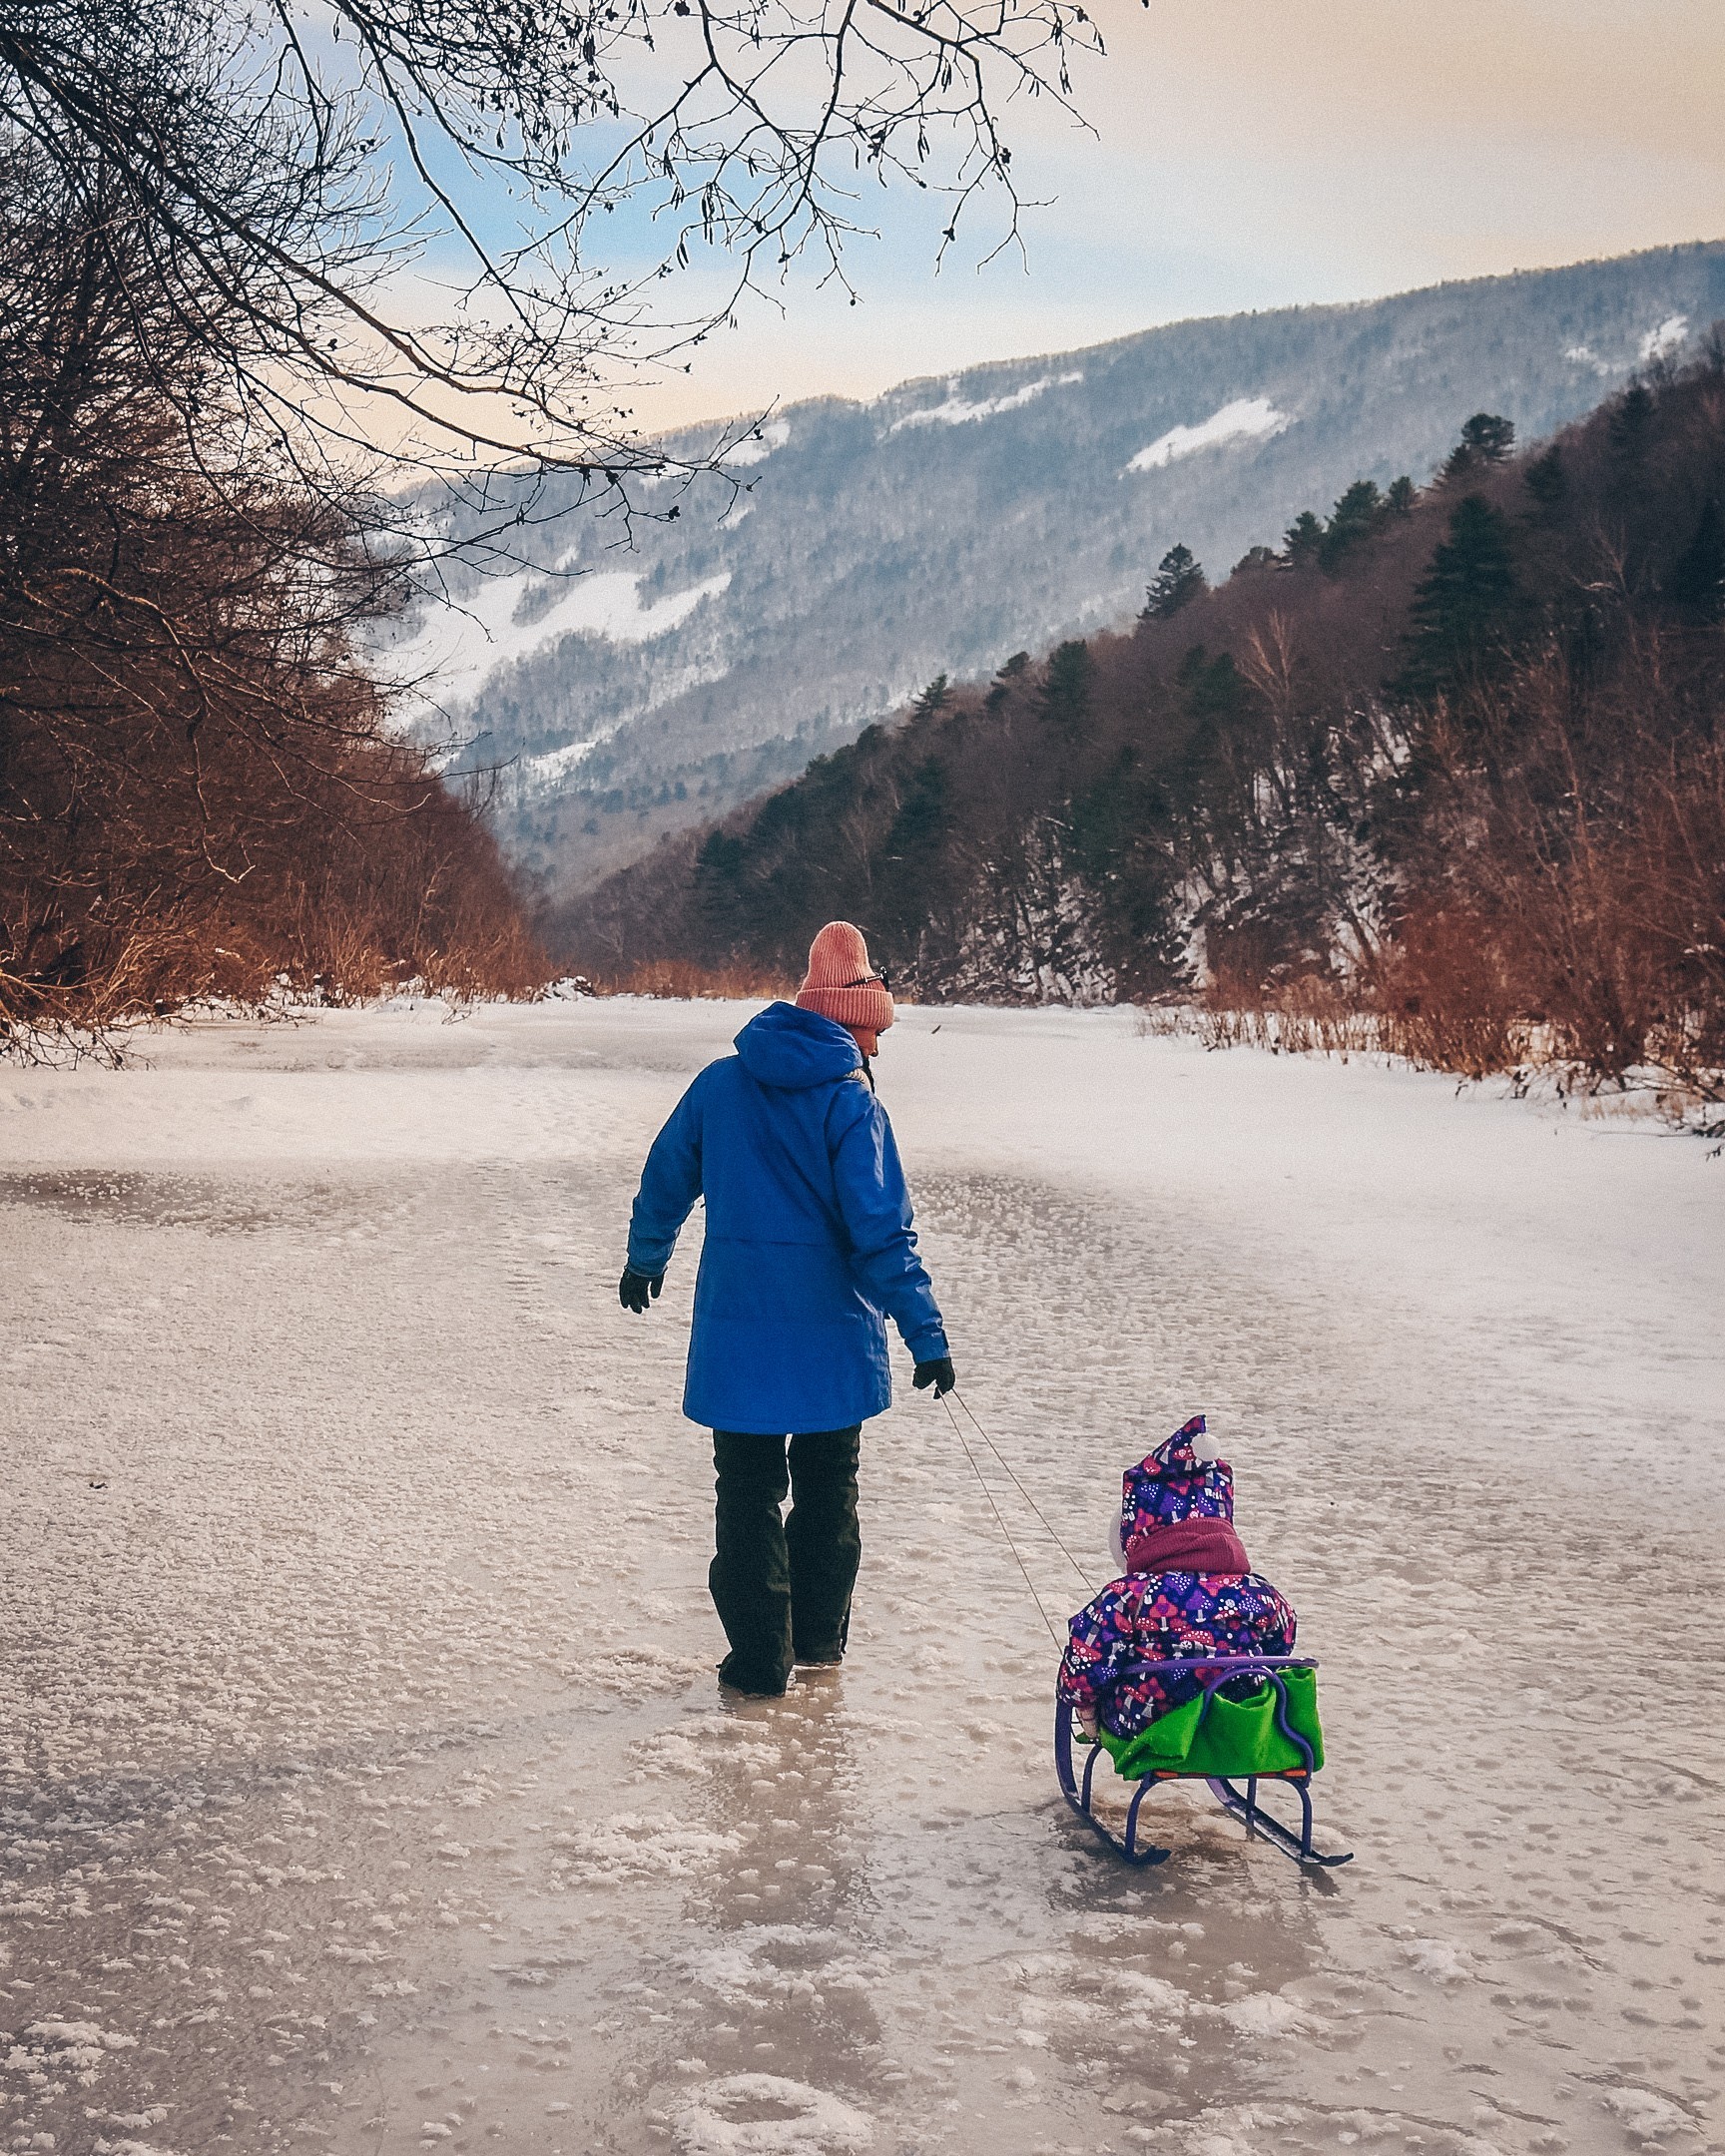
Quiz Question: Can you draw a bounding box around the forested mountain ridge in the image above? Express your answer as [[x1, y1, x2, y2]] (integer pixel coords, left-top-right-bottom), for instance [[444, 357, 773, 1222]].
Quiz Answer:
[[559, 351, 1725, 1102], [393, 241, 1725, 895]]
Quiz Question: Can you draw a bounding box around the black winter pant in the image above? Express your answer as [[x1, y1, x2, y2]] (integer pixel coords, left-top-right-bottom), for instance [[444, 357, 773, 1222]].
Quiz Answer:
[[710, 1425, 862, 1694]]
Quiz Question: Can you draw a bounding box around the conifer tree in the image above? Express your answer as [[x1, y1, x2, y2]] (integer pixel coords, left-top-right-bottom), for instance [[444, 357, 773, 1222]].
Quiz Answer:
[[911, 675, 952, 721], [1609, 382, 1656, 456], [1439, 412, 1516, 482], [878, 756, 956, 958], [1038, 640, 1095, 731], [1142, 544, 1207, 619], [1523, 446, 1566, 514], [1387, 476, 1417, 515], [1176, 646, 1248, 726], [1231, 545, 1281, 578], [1319, 480, 1385, 572], [1398, 494, 1520, 696], [1282, 510, 1325, 568], [984, 652, 1030, 712], [692, 828, 750, 955], [882, 760, 949, 865], [1166, 645, 1251, 816], [1665, 500, 1725, 621]]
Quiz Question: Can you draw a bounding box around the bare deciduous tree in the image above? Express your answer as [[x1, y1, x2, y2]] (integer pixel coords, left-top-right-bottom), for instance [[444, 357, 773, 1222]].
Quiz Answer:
[[0, 0, 1105, 496], [0, 147, 546, 1048]]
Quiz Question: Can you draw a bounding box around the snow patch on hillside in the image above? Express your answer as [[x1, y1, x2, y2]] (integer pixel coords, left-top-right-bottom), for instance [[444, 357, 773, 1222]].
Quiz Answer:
[[720, 419, 791, 467], [514, 737, 603, 792], [887, 370, 1082, 433], [1127, 396, 1290, 472], [498, 645, 746, 800], [1565, 341, 1615, 375], [1570, 314, 1691, 377], [387, 569, 732, 709]]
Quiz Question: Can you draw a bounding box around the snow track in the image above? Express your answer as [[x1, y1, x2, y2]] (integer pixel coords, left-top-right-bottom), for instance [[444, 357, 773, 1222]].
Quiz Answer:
[[2, 1001, 1720, 2156]]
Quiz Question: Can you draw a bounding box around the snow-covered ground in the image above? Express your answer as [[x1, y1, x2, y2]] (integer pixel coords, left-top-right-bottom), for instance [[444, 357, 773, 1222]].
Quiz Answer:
[[3, 1000, 1721, 2156]]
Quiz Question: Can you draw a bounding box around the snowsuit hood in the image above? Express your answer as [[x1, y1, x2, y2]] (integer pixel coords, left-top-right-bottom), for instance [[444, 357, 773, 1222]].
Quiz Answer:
[[1116, 1414, 1250, 1575], [734, 1001, 863, 1090]]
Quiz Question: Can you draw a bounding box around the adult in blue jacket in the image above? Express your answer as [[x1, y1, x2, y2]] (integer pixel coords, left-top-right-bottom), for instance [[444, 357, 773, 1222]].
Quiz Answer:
[[620, 921, 954, 1697]]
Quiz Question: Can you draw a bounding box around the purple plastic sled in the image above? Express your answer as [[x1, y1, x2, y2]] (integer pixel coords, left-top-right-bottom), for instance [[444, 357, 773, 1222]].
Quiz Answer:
[[1054, 1655, 1353, 1869]]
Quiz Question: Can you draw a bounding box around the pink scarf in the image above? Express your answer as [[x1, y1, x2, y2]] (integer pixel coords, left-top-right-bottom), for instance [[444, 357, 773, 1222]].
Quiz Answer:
[[1124, 1516, 1251, 1577]]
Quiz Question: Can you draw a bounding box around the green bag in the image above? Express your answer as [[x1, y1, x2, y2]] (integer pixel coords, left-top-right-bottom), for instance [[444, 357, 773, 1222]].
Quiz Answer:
[[1095, 1666, 1325, 1781]]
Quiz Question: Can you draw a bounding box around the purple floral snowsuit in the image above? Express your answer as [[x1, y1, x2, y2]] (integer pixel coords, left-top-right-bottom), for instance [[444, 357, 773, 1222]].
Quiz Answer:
[[1057, 1415, 1297, 1739]]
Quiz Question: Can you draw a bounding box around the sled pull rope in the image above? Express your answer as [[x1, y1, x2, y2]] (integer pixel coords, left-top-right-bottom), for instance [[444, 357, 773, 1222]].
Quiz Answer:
[[941, 1393, 1067, 1646], [948, 1389, 1099, 1594]]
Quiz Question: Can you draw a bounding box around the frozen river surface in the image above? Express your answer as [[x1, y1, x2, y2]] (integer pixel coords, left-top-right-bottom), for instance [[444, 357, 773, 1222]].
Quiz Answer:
[[3, 999, 1722, 2156]]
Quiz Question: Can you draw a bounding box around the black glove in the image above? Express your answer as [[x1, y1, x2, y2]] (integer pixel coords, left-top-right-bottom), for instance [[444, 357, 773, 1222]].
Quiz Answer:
[[912, 1356, 956, 1397], [618, 1267, 664, 1314]]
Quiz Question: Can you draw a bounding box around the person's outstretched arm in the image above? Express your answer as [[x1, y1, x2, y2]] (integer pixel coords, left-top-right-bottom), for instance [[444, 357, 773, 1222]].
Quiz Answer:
[[622, 1080, 705, 1307], [829, 1090, 949, 1372]]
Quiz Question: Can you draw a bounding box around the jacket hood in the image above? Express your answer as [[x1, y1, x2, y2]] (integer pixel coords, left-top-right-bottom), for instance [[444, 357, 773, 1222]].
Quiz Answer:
[[735, 1000, 864, 1090], [1121, 1414, 1235, 1545]]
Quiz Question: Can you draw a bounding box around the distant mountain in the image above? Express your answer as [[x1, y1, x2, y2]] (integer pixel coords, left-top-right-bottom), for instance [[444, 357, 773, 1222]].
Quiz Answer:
[[555, 348, 1725, 1106], [381, 241, 1725, 893]]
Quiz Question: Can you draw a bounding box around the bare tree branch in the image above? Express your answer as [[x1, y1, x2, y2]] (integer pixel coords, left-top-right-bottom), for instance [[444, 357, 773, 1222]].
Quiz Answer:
[[0, 0, 1104, 530]]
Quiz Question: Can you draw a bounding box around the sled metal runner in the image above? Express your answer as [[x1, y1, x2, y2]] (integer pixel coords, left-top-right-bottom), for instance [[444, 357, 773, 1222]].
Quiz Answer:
[[1054, 1655, 1354, 1869]]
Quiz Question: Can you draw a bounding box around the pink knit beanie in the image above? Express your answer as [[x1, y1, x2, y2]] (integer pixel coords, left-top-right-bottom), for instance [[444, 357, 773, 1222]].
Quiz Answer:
[[795, 921, 894, 1056]]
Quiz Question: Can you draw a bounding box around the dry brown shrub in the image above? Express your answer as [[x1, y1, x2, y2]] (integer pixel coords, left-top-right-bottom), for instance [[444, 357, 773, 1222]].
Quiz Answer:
[[1193, 982, 1380, 1059], [1397, 654, 1725, 1098], [1362, 900, 1528, 1077], [593, 958, 794, 1000]]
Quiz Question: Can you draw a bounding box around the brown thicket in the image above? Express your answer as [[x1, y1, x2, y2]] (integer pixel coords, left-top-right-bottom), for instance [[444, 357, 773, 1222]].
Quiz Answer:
[[0, 153, 546, 1050], [591, 958, 797, 1000], [1378, 651, 1725, 1094], [560, 353, 1725, 1107]]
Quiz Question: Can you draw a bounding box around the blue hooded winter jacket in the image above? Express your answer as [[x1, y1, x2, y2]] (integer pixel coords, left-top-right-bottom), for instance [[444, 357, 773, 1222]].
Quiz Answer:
[[626, 1002, 949, 1434]]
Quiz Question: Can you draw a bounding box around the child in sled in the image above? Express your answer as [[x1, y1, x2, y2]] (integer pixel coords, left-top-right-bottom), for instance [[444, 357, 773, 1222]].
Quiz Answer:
[[1058, 1414, 1297, 1740]]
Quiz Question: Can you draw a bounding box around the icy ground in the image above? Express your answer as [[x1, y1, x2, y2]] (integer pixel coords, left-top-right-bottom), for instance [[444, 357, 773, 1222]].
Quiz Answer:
[[3, 999, 1722, 2156]]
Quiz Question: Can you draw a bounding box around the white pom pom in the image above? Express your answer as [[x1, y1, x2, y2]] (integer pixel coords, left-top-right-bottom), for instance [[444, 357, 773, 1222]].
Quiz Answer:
[[1190, 1428, 1224, 1463]]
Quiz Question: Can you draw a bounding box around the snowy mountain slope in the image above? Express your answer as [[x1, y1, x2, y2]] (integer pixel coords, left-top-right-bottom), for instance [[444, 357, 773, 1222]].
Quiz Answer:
[[386, 240, 1725, 891]]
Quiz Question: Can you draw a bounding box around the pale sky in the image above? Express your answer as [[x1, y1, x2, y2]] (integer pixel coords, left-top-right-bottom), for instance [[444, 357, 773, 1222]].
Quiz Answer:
[[579, 0, 1725, 433]]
